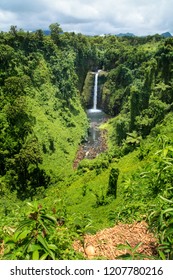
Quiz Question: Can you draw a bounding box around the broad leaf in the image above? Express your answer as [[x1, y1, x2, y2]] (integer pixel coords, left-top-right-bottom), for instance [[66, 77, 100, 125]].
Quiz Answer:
[[32, 250, 39, 260], [16, 230, 30, 241]]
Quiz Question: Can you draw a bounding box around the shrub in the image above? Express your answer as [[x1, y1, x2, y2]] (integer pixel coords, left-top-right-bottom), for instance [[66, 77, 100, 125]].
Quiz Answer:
[[107, 167, 119, 198], [3, 202, 81, 260]]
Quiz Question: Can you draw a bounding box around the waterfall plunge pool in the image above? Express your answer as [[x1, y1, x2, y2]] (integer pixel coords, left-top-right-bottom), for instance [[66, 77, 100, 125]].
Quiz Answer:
[[75, 109, 109, 162], [86, 109, 107, 146], [73, 70, 109, 167]]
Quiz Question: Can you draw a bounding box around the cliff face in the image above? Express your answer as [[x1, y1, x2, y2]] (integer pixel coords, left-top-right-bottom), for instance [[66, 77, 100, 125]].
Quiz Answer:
[[81, 72, 95, 109], [81, 71, 108, 111]]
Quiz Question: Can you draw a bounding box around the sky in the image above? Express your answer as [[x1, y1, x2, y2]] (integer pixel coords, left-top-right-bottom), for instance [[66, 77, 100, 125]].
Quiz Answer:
[[0, 0, 173, 36]]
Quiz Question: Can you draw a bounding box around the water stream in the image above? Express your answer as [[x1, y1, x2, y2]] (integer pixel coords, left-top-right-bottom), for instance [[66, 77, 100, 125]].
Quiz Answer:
[[86, 110, 106, 146], [73, 70, 108, 168]]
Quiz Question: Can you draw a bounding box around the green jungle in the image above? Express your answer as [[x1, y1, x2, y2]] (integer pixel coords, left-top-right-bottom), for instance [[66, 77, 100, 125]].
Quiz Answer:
[[1, 24, 173, 260]]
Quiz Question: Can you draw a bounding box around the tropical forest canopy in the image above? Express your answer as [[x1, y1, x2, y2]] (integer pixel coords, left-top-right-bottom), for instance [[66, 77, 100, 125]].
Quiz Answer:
[[1, 23, 173, 260]]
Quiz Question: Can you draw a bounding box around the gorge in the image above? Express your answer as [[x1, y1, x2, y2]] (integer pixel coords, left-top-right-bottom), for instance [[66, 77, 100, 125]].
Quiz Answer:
[[1, 28, 173, 260]]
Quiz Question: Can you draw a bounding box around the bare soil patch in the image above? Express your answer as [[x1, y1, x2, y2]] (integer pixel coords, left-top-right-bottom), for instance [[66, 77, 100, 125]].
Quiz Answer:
[[73, 221, 158, 259]]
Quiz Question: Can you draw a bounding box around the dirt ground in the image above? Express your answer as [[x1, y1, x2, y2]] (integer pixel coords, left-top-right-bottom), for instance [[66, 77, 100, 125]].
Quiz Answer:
[[73, 221, 158, 259]]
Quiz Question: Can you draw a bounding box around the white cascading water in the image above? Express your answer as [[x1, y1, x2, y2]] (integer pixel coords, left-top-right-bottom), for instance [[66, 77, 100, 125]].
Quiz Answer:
[[93, 71, 99, 110], [89, 70, 101, 113], [85, 69, 107, 154]]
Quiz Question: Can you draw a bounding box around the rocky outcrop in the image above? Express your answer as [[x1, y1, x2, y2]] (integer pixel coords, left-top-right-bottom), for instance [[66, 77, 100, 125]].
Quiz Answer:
[[73, 129, 108, 169]]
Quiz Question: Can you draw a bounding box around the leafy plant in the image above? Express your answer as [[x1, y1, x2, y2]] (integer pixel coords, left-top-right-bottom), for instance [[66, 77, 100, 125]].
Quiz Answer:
[[148, 195, 173, 260], [107, 167, 119, 198], [116, 241, 154, 260], [93, 190, 109, 208], [68, 213, 95, 250], [3, 202, 78, 260]]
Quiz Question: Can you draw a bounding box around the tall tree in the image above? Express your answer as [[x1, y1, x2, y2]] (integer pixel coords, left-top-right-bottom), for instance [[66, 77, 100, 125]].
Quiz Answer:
[[49, 23, 63, 45]]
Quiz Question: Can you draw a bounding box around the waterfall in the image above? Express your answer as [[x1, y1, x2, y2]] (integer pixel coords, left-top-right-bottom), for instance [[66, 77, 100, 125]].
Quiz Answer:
[[89, 70, 101, 113], [93, 71, 99, 110]]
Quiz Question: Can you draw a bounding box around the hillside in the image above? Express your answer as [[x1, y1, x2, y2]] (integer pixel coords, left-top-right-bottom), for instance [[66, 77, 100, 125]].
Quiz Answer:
[[0, 26, 173, 260]]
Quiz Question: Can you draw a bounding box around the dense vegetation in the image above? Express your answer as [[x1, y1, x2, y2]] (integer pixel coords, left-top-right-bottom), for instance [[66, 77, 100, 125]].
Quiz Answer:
[[1, 24, 173, 260]]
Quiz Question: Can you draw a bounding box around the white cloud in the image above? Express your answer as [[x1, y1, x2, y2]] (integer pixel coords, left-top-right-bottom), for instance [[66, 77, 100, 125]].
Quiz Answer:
[[0, 0, 173, 35], [0, 9, 18, 29]]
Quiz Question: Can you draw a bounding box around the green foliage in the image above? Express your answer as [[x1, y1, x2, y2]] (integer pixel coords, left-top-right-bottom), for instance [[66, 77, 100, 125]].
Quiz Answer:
[[49, 23, 63, 45], [149, 196, 173, 260], [1, 26, 173, 261], [93, 186, 111, 208], [100, 35, 173, 150], [109, 65, 133, 88], [130, 85, 141, 131], [81, 72, 94, 108], [3, 202, 81, 260], [107, 167, 119, 198], [116, 241, 153, 260], [122, 131, 142, 154], [0, 27, 89, 198], [77, 156, 109, 174], [115, 116, 129, 145]]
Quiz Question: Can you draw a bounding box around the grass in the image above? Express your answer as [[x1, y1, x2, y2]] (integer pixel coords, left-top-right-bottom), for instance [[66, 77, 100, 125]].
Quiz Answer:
[[49, 147, 145, 231]]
